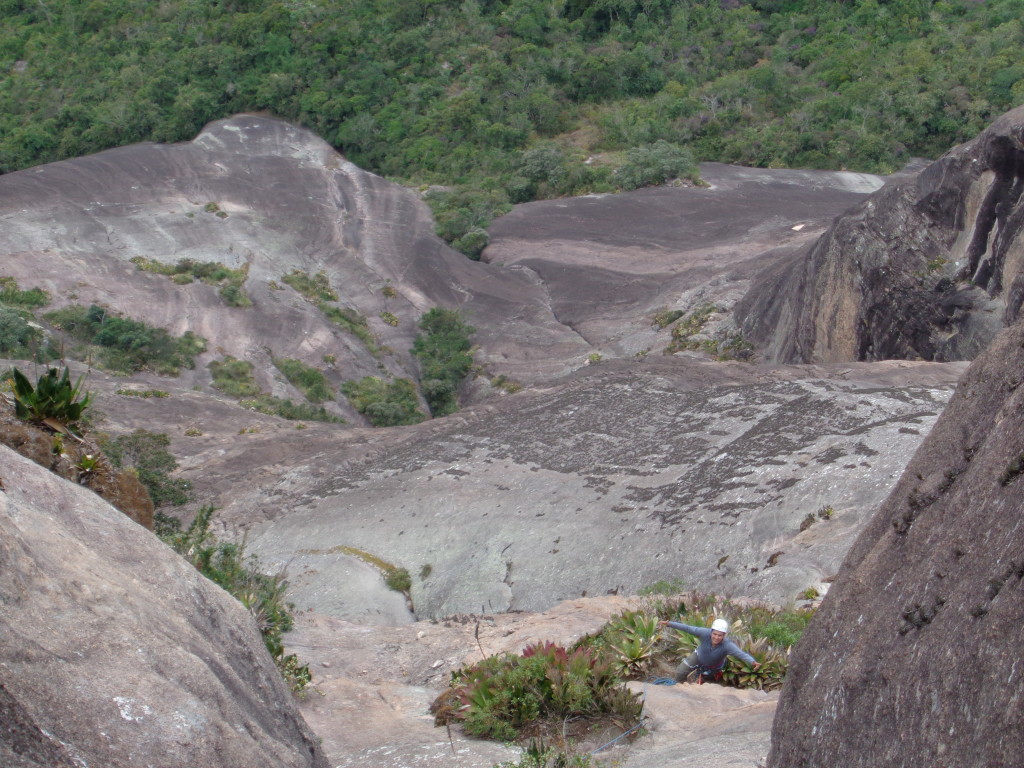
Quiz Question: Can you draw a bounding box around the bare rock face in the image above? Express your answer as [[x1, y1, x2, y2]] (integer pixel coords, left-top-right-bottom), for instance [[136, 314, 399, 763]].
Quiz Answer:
[[225, 357, 965, 621], [739, 106, 1024, 364], [0, 114, 588, 414], [0, 445, 328, 768], [767, 317, 1024, 768]]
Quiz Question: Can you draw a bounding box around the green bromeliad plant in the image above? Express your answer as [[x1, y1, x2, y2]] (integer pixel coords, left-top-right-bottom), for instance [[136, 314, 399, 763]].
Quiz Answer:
[[431, 641, 642, 743], [585, 592, 812, 692], [9, 366, 91, 432]]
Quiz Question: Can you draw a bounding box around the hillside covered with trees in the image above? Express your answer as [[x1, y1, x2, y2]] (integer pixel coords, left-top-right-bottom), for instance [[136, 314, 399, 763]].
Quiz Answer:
[[2, 0, 1022, 253]]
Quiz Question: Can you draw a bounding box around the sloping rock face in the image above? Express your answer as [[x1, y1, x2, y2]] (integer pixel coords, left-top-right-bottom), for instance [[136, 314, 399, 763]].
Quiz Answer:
[[767, 318, 1024, 768], [0, 445, 328, 768], [485, 163, 885, 360], [224, 357, 965, 621], [739, 106, 1024, 364], [0, 114, 588, 415]]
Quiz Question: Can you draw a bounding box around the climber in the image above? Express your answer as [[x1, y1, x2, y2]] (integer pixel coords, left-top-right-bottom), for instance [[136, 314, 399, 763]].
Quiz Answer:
[[658, 618, 760, 683]]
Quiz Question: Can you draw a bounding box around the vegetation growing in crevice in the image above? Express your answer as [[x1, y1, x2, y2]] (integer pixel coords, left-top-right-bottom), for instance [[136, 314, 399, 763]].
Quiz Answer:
[[664, 303, 718, 353], [318, 303, 379, 354], [44, 303, 206, 374], [209, 356, 262, 398], [131, 257, 251, 307], [281, 270, 338, 303], [210, 355, 344, 422], [100, 428, 192, 508], [279, 270, 380, 354], [240, 393, 344, 423], [411, 308, 475, 417], [651, 308, 684, 329], [340, 376, 425, 427], [115, 387, 169, 398], [157, 505, 312, 693], [272, 357, 334, 403]]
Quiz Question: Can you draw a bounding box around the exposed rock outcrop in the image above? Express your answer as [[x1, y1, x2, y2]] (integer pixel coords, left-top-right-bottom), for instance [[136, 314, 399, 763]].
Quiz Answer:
[[0, 444, 328, 768], [767, 316, 1024, 767], [234, 357, 965, 621], [739, 106, 1024, 364]]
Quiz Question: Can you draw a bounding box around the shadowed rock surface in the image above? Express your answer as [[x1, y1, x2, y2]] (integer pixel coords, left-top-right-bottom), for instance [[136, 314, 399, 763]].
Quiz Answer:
[[739, 105, 1024, 364], [0, 445, 328, 768], [767, 317, 1024, 768]]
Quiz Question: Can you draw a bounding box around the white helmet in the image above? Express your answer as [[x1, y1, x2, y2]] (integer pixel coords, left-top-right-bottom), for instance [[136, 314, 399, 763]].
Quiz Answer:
[[711, 618, 729, 634]]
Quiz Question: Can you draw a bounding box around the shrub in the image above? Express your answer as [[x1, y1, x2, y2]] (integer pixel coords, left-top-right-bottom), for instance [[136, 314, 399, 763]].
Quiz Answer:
[[616, 140, 698, 191], [240, 394, 345, 423], [0, 277, 49, 309], [43, 304, 206, 374], [385, 567, 412, 593], [0, 306, 46, 358], [411, 308, 475, 417], [340, 376, 425, 426], [432, 642, 642, 742], [424, 186, 511, 259], [208, 356, 262, 398], [9, 366, 91, 431], [273, 357, 334, 403], [157, 506, 311, 693], [281, 270, 338, 302], [100, 429, 191, 507], [651, 309, 684, 329]]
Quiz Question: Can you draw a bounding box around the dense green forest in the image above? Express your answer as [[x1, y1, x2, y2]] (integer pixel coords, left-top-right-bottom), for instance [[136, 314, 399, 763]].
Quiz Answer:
[[2, 0, 1022, 250]]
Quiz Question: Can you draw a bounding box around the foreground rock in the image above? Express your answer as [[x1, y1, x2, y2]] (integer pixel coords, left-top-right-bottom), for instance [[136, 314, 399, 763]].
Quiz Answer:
[[739, 105, 1024, 363], [768, 317, 1024, 767], [0, 445, 328, 768]]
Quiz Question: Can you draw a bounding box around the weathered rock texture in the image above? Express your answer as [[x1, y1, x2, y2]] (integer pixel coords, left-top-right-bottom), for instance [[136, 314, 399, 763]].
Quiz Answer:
[[767, 317, 1024, 768], [231, 357, 965, 621], [0, 445, 328, 768], [739, 106, 1024, 364]]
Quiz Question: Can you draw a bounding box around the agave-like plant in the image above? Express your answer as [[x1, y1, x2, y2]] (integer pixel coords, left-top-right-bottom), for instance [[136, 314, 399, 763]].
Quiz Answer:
[[10, 366, 91, 433]]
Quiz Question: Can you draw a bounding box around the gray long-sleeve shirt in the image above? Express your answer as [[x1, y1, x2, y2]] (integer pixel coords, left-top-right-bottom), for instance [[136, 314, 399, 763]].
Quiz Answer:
[[666, 621, 756, 668]]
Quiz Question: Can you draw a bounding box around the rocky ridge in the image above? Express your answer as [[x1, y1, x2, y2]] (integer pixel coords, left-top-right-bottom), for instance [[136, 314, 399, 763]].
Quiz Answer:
[[738, 105, 1024, 364]]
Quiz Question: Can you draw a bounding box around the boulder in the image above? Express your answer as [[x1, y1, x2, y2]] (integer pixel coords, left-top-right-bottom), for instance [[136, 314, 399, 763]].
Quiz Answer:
[[0, 445, 328, 768], [767, 316, 1024, 767]]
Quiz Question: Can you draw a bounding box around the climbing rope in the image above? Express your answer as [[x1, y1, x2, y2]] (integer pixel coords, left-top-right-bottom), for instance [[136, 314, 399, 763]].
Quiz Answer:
[[590, 716, 648, 754]]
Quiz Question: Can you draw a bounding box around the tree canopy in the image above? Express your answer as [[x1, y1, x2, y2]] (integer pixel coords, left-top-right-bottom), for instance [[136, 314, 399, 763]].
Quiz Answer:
[[2, 0, 1021, 249]]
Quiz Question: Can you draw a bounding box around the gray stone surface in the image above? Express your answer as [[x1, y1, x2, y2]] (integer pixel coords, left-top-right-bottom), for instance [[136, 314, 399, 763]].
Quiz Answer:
[[232, 359, 965, 622], [0, 445, 328, 768], [768, 317, 1024, 767]]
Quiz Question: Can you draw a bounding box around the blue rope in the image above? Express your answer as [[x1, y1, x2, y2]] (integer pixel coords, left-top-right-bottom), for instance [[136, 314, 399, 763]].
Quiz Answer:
[[590, 716, 647, 754], [649, 677, 677, 685]]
